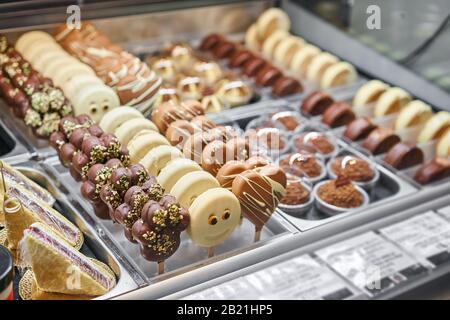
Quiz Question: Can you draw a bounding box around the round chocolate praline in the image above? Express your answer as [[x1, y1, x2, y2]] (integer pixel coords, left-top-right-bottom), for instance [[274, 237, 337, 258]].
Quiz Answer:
[[70, 127, 89, 150], [110, 167, 132, 193], [272, 76, 303, 97], [199, 33, 224, 51], [229, 49, 254, 68], [242, 58, 267, 77], [212, 41, 236, 59], [49, 131, 66, 149], [255, 66, 282, 87], [59, 143, 76, 165], [300, 91, 335, 116]]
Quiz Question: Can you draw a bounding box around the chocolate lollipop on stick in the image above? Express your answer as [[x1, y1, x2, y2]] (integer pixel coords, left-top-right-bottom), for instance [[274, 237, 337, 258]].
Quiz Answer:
[[231, 165, 286, 242], [208, 246, 215, 258], [158, 261, 165, 275]]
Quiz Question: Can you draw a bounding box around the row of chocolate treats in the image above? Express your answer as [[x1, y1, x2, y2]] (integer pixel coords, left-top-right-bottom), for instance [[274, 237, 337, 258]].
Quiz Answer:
[[237, 110, 375, 216], [244, 8, 357, 89], [99, 101, 287, 247], [0, 162, 117, 298], [146, 43, 254, 112], [200, 33, 303, 98], [49, 113, 190, 268], [0, 34, 73, 137], [300, 81, 450, 185], [54, 22, 161, 115], [15, 31, 120, 123]]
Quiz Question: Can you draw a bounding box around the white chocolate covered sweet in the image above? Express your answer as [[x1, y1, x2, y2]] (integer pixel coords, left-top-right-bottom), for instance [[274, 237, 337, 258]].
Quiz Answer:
[[374, 87, 411, 118], [114, 118, 158, 146], [171, 171, 220, 209], [139, 145, 183, 176], [187, 187, 240, 247], [394, 100, 433, 130], [99, 106, 144, 133], [157, 158, 202, 192], [127, 130, 170, 163]]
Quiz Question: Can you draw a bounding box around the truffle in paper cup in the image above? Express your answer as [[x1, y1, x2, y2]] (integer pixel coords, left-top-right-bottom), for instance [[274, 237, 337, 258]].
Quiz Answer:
[[246, 127, 291, 158], [270, 111, 305, 133], [292, 131, 339, 160], [280, 153, 327, 184], [312, 180, 370, 216], [279, 177, 314, 217], [326, 155, 380, 191]]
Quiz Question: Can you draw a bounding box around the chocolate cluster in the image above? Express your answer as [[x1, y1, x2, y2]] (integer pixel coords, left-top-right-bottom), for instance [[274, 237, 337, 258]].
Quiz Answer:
[[0, 34, 73, 137], [200, 33, 303, 97]]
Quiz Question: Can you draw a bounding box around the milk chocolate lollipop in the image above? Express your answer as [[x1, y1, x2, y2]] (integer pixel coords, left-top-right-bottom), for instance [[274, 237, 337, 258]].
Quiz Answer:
[[231, 165, 286, 241], [132, 195, 189, 273]]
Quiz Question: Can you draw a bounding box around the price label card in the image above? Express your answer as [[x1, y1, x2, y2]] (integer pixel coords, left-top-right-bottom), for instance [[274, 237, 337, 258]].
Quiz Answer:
[[315, 231, 428, 297], [379, 211, 450, 268], [438, 205, 450, 221], [183, 255, 358, 300]]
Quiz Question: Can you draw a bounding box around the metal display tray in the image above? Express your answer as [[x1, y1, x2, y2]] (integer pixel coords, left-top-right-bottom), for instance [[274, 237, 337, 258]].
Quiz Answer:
[[158, 194, 450, 300], [0, 111, 30, 162], [308, 89, 450, 191], [40, 156, 296, 284], [210, 99, 417, 232], [2, 157, 141, 299]]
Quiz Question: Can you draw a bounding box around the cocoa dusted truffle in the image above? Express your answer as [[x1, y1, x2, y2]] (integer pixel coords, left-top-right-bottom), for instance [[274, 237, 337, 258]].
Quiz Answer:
[[322, 102, 356, 128], [384, 142, 424, 170], [343, 117, 378, 141], [318, 177, 363, 208], [300, 91, 335, 116], [330, 156, 375, 182], [281, 181, 310, 205], [294, 132, 336, 155], [280, 153, 323, 178]]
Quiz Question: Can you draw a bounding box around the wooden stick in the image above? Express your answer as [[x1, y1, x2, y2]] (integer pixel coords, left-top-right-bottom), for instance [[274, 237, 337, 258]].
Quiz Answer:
[[0, 161, 6, 194], [157, 261, 165, 275], [254, 227, 262, 242], [208, 246, 215, 258]]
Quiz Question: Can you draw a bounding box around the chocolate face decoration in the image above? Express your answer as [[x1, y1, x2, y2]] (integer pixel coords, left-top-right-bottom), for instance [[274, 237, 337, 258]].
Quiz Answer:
[[187, 187, 240, 248]]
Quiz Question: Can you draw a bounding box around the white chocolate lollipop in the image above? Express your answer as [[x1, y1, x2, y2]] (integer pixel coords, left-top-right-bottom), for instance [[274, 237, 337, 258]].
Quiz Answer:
[[114, 118, 158, 146], [139, 145, 182, 176], [256, 8, 291, 40], [290, 44, 321, 75], [261, 29, 289, 59], [306, 52, 339, 82], [157, 158, 202, 192], [417, 111, 450, 142], [127, 131, 169, 163], [52, 63, 96, 87], [62, 74, 104, 100], [320, 61, 357, 89], [395, 100, 432, 130], [99, 106, 143, 133], [171, 171, 220, 209], [374, 87, 411, 118], [436, 128, 450, 157], [273, 36, 305, 67], [15, 31, 55, 53], [72, 84, 120, 122], [245, 23, 262, 52], [187, 187, 240, 247], [353, 80, 389, 107]]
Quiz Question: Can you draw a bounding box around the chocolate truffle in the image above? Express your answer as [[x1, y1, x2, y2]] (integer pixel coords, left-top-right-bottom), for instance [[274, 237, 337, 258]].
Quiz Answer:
[[294, 132, 335, 155], [384, 142, 424, 170], [280, 153, 322, 178], [362, 128, 401, 155], [343, 117, 378, 141], [213, 41, 236, 59], [318, 178, 363, 208], [300, 91, 335, 116], [322, 102, 356, 128], [271, 111, 300, 132], [330, 156, 375, 182], [281, 181, 310, 205]]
